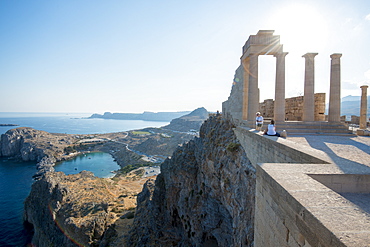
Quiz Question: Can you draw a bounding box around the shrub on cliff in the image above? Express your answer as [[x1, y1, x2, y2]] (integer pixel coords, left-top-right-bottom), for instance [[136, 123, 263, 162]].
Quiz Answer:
[[227, 142, 241, 152]]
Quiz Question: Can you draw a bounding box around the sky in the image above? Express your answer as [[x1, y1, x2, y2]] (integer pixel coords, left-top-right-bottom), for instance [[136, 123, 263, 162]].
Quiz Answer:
[[0, 0, 370, 114]]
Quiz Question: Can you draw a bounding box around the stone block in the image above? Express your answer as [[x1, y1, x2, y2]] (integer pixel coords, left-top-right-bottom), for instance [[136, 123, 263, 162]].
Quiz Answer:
[[356, 129, 370, 136]]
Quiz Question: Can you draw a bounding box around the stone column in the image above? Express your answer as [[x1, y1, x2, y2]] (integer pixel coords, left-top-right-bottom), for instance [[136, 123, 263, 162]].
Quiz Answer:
[[328, 53, 342, 122], [247, 54, 259, 121], [274, 52, 288, 122], [242, 59, 249, 120], [302, 53, 318, 122], [359, 85, 368, 129]]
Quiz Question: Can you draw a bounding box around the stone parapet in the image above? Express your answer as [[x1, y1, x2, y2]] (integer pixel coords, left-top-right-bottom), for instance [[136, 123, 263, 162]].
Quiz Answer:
[[234, 126, 370, 247], [234, 126, 330, 168]]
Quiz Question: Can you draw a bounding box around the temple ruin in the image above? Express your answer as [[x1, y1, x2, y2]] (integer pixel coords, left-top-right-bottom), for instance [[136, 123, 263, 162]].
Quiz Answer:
[[222, 30, 351, 134]]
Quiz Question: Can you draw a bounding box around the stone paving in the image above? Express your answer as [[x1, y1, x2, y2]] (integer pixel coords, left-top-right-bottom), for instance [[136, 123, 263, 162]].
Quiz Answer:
[[287, 134, 370, 173], [280, 134, 370, 246]]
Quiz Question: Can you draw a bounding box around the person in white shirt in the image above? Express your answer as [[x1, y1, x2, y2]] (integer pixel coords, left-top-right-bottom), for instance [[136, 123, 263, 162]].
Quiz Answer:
[[255, 112, 264, 131], [264, 120, 280, 137]]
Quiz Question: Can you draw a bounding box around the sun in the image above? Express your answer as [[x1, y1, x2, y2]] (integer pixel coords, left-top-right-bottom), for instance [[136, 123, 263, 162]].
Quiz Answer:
[[265, 3, 329, 55]]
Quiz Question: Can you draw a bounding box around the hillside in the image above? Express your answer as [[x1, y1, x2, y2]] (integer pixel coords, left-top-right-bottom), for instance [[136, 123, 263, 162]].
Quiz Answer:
[[341, 96, 370, 116], [162, 107, 209, 132], [89, 111, 191, 122], [126, 115, 256, 246]]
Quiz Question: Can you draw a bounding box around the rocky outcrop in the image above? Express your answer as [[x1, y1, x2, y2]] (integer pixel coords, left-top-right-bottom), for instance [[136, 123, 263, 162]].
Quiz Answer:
[[0, 127, 78, 178], [128, 115, 256, 246], [0, 127, 47, 161], [163, 107, 209, 132], [24, 171, 113, 247], [24, 170, 145, 247]]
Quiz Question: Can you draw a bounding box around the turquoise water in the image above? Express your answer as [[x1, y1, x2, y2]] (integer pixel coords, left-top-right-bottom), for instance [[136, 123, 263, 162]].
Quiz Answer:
[[0, 113, 168, 246], [54, 152, 120, 178]]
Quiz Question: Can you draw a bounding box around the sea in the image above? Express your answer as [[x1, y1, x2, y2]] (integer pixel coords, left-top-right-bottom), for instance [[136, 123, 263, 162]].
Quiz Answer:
[[0, 112, 169, 246]]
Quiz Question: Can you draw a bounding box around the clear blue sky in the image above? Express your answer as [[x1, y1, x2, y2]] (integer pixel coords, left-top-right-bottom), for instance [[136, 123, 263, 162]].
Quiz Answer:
[[1, 0, 369, 113]]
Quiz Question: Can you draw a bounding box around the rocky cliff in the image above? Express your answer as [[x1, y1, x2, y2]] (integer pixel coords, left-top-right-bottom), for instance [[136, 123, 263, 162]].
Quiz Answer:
[[20, 115, 256, 246], [24, 170, 149, 247], [0, 127, 77, 161], [0, 127, 79, 177], [1, 127, 48, 161], [163, 107, 209, 132], [127, 115, 256, 246]]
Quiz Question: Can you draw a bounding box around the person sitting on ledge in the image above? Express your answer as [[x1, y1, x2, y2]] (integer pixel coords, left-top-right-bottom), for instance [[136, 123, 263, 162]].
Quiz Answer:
[[264, 120, 280, 137]]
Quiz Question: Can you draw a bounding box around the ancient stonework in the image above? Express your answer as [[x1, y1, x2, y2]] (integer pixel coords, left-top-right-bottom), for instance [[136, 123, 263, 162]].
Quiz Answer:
[[127, 115, 256, 246], [259, 93, 326, 121]]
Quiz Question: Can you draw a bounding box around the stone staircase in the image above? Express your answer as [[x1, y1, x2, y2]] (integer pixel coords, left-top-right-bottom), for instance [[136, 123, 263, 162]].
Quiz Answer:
[[276, 121, 354, 135], [241, 120, 355, 135]]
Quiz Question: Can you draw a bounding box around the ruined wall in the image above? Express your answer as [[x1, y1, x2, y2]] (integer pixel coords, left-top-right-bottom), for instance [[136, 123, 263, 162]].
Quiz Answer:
[[259, 99, 274, 118], [259, 93, 326, 121], [222, 65, 244, 124]]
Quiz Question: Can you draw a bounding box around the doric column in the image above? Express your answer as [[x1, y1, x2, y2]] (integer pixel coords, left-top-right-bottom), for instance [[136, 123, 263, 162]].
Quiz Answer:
[[274, 52, 288, 122], [302, 53, 318, 122], [328, 53, 342, 122], [359, 85, 368, 129], [242, 59, 249, 120], [247, 54, 259, 121]]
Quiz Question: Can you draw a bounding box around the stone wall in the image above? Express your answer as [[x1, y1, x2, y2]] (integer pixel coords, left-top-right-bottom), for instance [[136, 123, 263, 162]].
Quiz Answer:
[[351, 115, 360, 124], [259, 93, 326, 121], [222, 65, 244, 124], [234, 126, 330, 167], [232, 126, 364, 247], [255, 164, 348, 247], [259, 99, 274, 118]]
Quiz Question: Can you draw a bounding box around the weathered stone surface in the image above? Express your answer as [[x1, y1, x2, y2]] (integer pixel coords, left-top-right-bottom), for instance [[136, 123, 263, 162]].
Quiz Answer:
[[127, 115, 256, 246], [24, 170, 148, 247], [163, 107, 209, 132], [0, 127, 74, 162], [259, 93, 326, 121]]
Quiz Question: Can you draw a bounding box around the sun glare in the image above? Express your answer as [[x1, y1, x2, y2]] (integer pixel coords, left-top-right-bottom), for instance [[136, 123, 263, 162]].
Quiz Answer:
[[267, 3, 329, 55]]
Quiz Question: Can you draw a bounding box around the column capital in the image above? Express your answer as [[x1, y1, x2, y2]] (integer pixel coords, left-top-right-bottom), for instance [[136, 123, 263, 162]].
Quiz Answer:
[[360, 85, 369, 89], [302, 53, 318, 59], [330, 53, 342, 59], [274, 52, 289, 58]]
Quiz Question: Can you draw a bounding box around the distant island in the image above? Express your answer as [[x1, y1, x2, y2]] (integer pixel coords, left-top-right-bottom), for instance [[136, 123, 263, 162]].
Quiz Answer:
[[89, 111, 192, 122], [0, 124, 19, 126]]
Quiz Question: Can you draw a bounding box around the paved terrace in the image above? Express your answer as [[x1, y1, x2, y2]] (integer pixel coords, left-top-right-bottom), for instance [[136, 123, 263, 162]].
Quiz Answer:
[[258, 133, 370, 246]]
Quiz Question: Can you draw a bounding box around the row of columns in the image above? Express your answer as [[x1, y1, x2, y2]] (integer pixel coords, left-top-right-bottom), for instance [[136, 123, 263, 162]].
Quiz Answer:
[[302, 53, 342, 122], [243, 51, 342, 123]]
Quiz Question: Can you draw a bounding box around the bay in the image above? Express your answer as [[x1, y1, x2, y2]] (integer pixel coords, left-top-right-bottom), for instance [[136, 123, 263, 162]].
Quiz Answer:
[[0, 112, 169, 246], [54, 152, 120, 178]]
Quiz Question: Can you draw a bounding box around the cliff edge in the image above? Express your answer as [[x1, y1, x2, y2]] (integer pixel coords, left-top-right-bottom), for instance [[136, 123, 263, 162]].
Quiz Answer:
[[162, 107, 209, 132], [127, 115, 256, 246]]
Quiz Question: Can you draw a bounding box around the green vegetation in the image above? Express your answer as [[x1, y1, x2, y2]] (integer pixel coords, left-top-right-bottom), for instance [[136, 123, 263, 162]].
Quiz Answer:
[[115, 163, 148, 176], [131, 131, 151, 135], [226, 142, 240, 152], [64, 146, 76, 154]]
